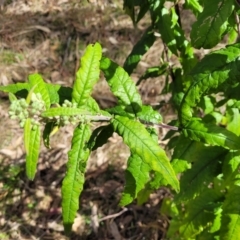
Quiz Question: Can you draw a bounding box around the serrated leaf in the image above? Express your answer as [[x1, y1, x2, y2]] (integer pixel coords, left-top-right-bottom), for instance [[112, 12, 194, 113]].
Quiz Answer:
[[107, 106, 135, 118], [223, 150, 240, 185], [120, 127, 158, 206], [123, 26, 155, 75], [45, 83, 61, 104], [100, 57, 142, 115], [25, 124, 41, 180], [182, 118, 240, 150], [85, 97, 100, 113], [178, 190, 222, 238], [120, 154, 150, 206], [62, 124, 91, 234], [136, 105, 162, 124], [112, 116, 179, 191], [72, 43, 102, 107], [190, 0, 234, 49], [220, 186, 240, 239], [176, 146, 225, 202], [28, 74, 51, 109], [171, 136, 204, 174], [179, 44, 240, 125], [41, 107, 90, 118], [226, 108, 240, 136], [158, 7, 178, 55]]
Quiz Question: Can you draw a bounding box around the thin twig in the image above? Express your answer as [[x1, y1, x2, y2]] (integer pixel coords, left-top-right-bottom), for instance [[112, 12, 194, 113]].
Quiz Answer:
[[235, 10, 240, 39], [99, 208, 128, 222]]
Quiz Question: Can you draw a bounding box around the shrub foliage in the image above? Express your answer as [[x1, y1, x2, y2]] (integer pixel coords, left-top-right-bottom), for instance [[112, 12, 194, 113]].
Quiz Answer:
[[2, 0, 240, 238]]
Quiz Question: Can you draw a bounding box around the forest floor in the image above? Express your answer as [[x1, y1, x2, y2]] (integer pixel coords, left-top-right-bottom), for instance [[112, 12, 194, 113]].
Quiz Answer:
[[0, 1, 192, 239]]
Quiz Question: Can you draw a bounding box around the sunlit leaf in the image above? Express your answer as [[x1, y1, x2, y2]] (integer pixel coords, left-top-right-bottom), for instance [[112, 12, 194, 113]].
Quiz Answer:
[[182, 118, 240, 150], [72, 43, 102, 107], [100, 57, 142, 115], [62, 124, 91, 234], [190, 0, 234, 49], [112, 116, 179, 191]]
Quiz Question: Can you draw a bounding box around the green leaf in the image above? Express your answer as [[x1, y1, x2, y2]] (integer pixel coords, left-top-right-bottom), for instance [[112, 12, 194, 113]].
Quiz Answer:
[[178, 190, 222, 238], [72, 43, 102, 107], [179, 44, 240, 125], [0, 81, 63, 105], [171, 136, 205, 174], [135, 0, 149, 23], [123, 0, 135, 25], [223, 150, 240, 185], [137, 64, 168, 85], [28, 74, 51, 109], [226, 108, 240, 136], [190, 0, 234, 49], [184, 0, 203, 15], [45, 83, 61, 104], [123, 26, 156, 75], [158, 7, 178, 55], [41, 107, 91, 118], [43, 122, 57, 149], [182, 118, 240, 150], [0, 82, 29, 93], [62, 124, 91, 234], [120, 154, 150, 206], [88, 124, 114, 151], [111, 116, 179, 191], [100, 57, 142, 115], [25, 123, 41, 180], [120, 127, 158, 206], [136, 105, 162, 124], [8, 92, 17, 102], [220, 186, 240, 239], [24, 118, 31, 155], [58, 86, 72, 104], [85, 97, 101, 113], [176, 146, 225, 202]]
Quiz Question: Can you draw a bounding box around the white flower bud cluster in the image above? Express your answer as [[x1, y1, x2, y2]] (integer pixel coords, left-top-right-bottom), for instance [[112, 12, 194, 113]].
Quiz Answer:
[[58, 100, 84, 126], [9, 93, 46, 128]]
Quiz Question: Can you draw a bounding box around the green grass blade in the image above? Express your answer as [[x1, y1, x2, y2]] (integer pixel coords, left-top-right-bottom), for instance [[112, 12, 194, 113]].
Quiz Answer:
[[61, 124, 91, 234], [190, 0, 234, 49], [123, 26, 155, 75], [25, 124, 41, 180], [100, 57, 142, 115], [182, 118, 240, 150], [28, 74, 51, 109], [72, 43, 102, 107], [179, 44, 240, 125], [112, 116, 179, 192]]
